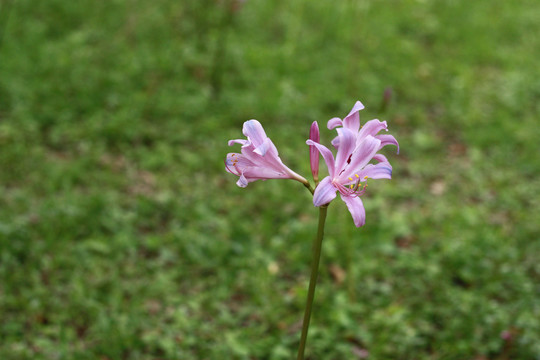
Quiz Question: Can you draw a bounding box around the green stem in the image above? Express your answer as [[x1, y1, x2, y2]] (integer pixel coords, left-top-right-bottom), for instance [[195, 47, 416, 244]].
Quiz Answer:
[[303, 182, 315, 195], [296, 204, 328, 360]]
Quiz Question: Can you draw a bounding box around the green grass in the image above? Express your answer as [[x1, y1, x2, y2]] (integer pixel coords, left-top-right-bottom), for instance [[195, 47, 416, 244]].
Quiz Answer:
[[1, 0, 539, 359]]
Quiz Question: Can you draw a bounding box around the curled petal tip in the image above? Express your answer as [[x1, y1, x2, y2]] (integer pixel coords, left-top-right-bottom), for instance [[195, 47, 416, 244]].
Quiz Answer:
[[327, 117, 343, 130], [353, 100, 365, 111], [242, 119, 267, 146], [228, 139, 248, 146], [236, 174, 248, 188], [376, 134, 400, 154]]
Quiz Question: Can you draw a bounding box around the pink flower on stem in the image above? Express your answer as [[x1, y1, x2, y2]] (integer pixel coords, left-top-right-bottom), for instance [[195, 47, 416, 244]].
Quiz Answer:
[[226, 120, 307, 188], [225, 101, 398, 360], [328, 101, 399, 153], [306, 127, 395, 227]]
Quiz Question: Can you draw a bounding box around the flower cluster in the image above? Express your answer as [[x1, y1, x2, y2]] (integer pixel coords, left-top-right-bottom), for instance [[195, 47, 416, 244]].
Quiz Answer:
[[225, 101, 398, 227]]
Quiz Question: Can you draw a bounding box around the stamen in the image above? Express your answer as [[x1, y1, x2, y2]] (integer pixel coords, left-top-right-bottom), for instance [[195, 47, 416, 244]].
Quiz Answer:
[[355, 174, 359, 178], [335, 177, 369, 198], [348, 177, 353, 181]]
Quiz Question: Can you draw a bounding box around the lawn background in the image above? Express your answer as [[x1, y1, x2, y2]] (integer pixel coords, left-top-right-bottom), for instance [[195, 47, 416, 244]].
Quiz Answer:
[[0, 0, 539, 359]]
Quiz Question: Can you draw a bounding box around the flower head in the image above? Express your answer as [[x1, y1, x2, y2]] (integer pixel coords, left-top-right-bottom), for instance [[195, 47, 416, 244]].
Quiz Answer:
[[307, 103, 398, 227], [328, 101, 399, 153], [226, 120, 307, 187]]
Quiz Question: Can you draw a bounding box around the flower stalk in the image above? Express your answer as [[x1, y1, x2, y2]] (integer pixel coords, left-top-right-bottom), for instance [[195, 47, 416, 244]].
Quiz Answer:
[[225, 100, 398, 358], [303, 181, 315, 195], [296, 204, 328, 360]]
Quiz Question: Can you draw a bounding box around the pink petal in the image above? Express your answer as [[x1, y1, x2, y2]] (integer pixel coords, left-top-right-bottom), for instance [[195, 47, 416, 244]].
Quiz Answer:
[[334, 128, 357, 175], [226, 152, 288, 184], [337, 135, 381, 182], [240, 140, 278, 168], [237, 173, 249, 188], [340, 194, 366, 227], [241, 166, 291, 180], [358, 119, 388, 140], [306, 139, 336, 177], [342, 101, 365, 132], [376, 134, 400, 154], [313, 176, 337, 206], [373, 154, 389, 163], [242, 120, 268, 147], [327, 117, 343, 130], [309, 121, 320, 180], [357, 162, 393, 180], [228, 139, 248, 146], [253, 137, 271, 156], [265, 138, 281, 158]]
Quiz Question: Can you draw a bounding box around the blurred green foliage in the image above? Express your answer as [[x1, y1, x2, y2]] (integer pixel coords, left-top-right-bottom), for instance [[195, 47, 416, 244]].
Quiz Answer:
[[1, 0, 539, 359]]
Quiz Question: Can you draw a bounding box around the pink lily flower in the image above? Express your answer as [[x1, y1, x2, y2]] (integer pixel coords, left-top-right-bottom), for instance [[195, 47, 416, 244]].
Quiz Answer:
[[226, 120, 307, 188], [328, 101, 399, 153], [306, 127, 394, 227]]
